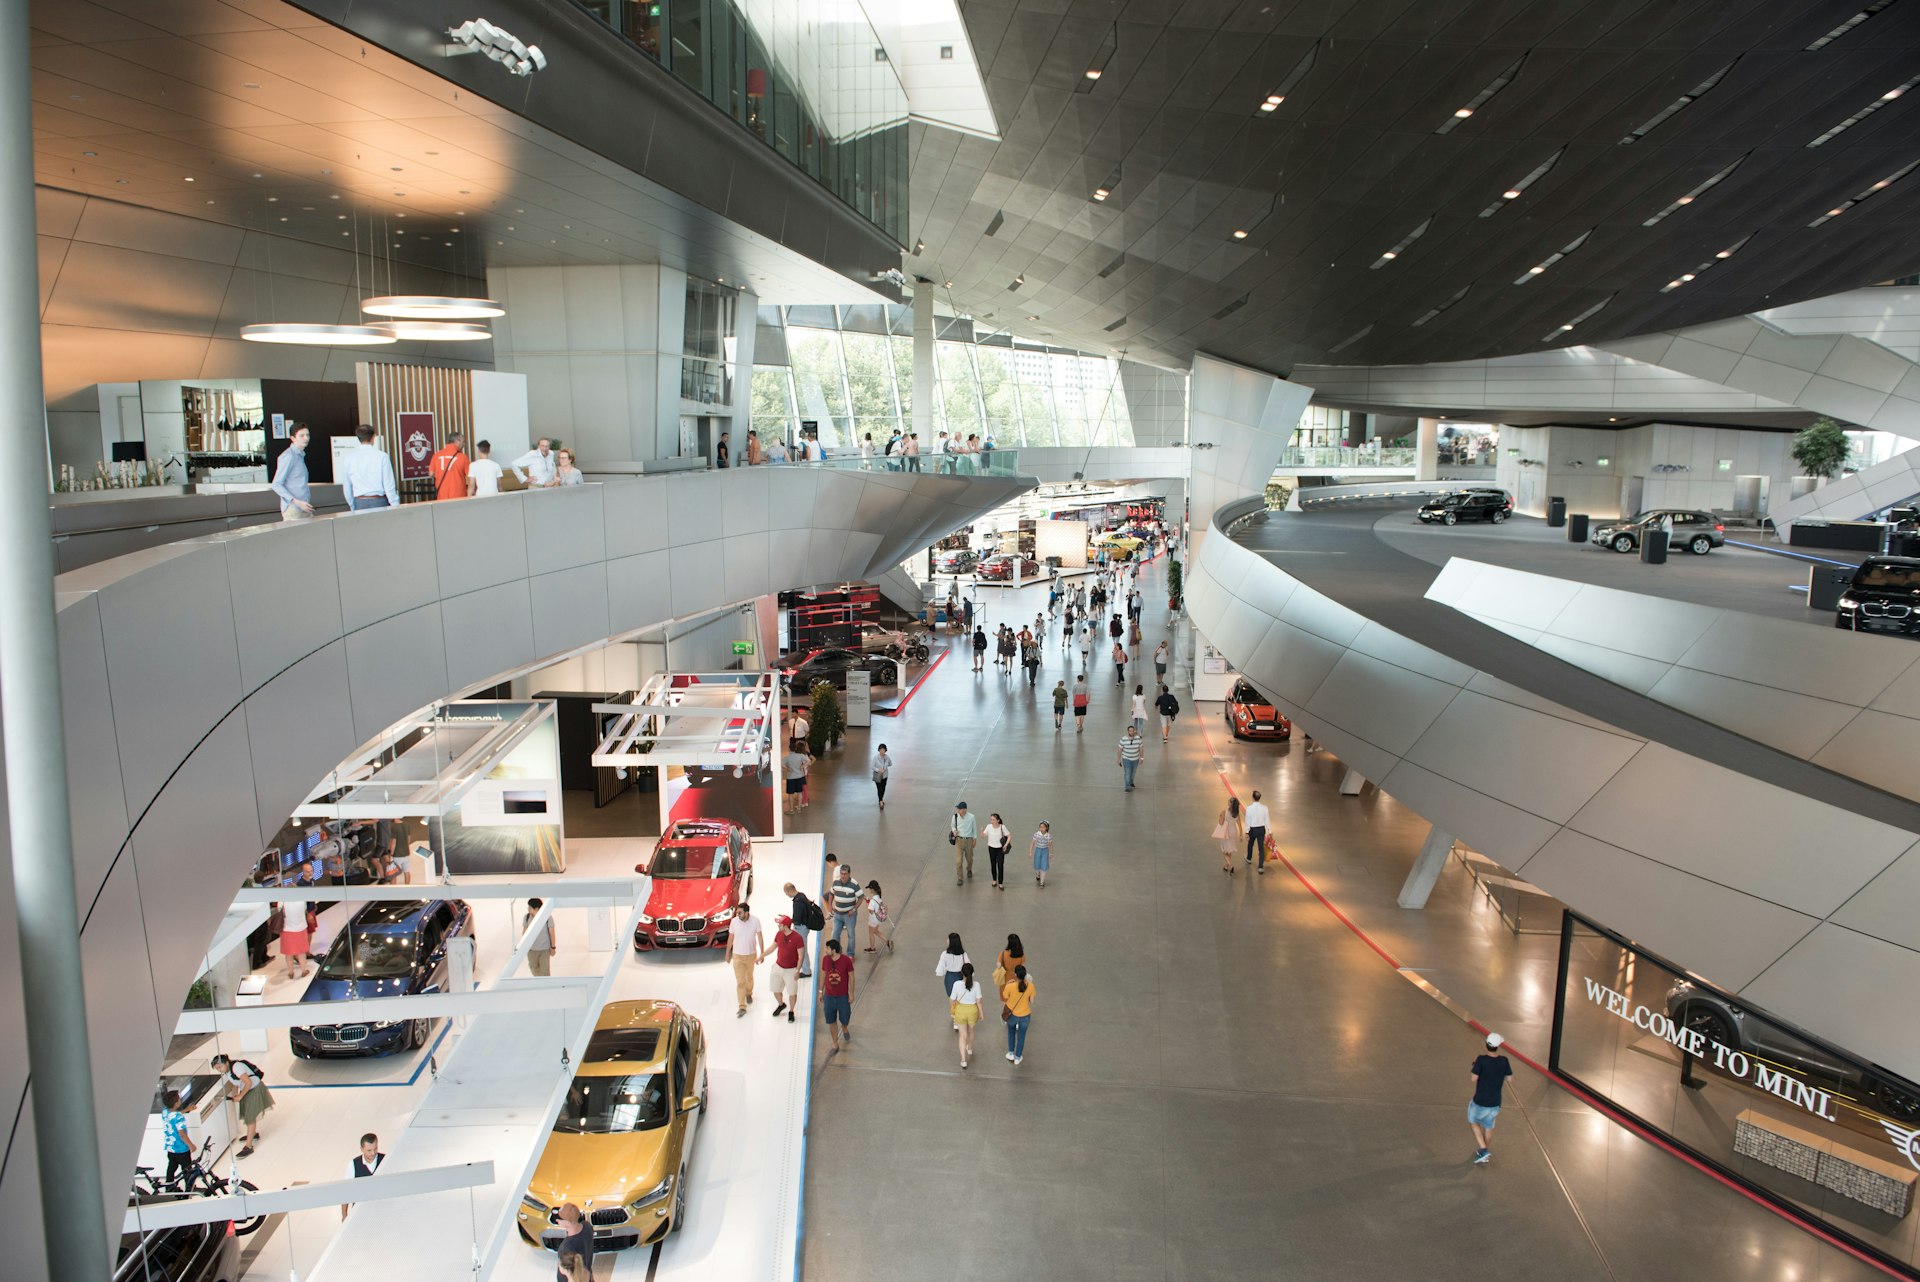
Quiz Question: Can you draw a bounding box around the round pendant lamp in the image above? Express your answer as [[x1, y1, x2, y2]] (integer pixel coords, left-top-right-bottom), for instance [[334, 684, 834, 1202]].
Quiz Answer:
[[377, 321, 494, 342], [360, 295, 506, 320], [240, 323, 397, 346]]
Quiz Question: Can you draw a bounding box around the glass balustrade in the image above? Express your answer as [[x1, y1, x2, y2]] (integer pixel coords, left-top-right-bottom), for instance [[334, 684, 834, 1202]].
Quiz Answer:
[[803, 449, 1022, 477]]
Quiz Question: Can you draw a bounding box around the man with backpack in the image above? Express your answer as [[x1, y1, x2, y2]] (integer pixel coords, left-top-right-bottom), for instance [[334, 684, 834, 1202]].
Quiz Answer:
[[783, 881, 823, 978], [1155, 683, 1181, 743]]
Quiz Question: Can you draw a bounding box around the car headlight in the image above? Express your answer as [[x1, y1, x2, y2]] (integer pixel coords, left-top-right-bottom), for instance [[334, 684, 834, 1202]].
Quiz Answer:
[[711, 907, 735, 922], [521, 1194, 550, 1215], [370, 1020, 401, 1030], [638, 914, 653, 925], [628, 1176, 673, 1210], [1837, 598, 1858, 611]]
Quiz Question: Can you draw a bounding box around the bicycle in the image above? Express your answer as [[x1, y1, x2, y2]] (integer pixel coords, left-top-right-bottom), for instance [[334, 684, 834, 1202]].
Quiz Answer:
[[132, 1140, 266, 1235]]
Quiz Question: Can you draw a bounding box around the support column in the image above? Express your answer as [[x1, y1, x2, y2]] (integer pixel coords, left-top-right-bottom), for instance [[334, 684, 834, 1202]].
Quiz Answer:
[[1397, 825, 1455, 909], [912, 284, 935, 444], [1339, 769, 1366, 796], [1415, 416, 1439, 481], [0, 0, 111, 1266]]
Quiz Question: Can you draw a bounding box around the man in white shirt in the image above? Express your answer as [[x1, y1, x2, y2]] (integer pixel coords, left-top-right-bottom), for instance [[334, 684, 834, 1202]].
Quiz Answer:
[[339, 424, 399, 512], [512, 437, 557, 487], [1244, 790, 1271, 873], [342, 1133, 384, 1219], [728, 903, 763, 1016], [467, 440, 504, 496]]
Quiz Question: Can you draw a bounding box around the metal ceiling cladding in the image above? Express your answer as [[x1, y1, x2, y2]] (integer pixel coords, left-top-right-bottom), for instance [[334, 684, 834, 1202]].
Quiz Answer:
[[916, 0, 1920, 372]]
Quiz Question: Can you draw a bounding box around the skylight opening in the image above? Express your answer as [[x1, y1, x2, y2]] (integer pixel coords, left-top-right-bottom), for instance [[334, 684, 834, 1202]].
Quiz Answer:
[[1435, 55, 1527, 135], [1513, 229, 1593, 285], [1642, 156, 1748, 226], [1619, 63, 1736, 145], [1326, 323, 1375, 354], [1807, 73, 1920, 146], [1370, 217, 1433, 269], [1411, 284, 1470, 327], [1806, 0, 1896, 50], [1660, 235, 1753, 293], [1541, 293, 1616, 342]]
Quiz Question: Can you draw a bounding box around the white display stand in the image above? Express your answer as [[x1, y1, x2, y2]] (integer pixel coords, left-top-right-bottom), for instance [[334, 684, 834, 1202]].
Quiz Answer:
[[234, 973, 269, 1054], [844, 669, 872, 727], [1191, 629, 1240, 702], [586, 905, 612, 952], [407, 841, 436, 885]]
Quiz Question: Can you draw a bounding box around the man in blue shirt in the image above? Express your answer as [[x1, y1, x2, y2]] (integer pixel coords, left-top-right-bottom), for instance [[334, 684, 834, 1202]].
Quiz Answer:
[[1469, 1032, 1514, 1165], [270, 424, 314, 520], [340, 424, 399, 512], [160, 1089, 195, 1189]]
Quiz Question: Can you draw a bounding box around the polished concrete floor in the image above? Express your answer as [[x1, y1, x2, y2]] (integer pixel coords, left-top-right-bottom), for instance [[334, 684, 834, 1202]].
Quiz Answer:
[[792, 563, 1889, 1282]]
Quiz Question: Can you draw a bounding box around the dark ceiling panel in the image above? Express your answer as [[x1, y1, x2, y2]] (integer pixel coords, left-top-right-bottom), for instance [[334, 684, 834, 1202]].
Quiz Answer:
[[920, 0, 1920, 372]]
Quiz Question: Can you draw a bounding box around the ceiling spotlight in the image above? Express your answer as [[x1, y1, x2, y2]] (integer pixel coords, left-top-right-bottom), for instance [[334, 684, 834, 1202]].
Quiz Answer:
[[1676, 195, 1694, 205], [1381, 251, 1397, 260], [183, 176, 195, 182], [1092, 187, 1109, 200], [1266, 94, 1283, 104], [1026, 314, 1039, 320], [1885, 87, 1905, 100], [1085, 69, 1102, 80], [1528, 265, 1545, 274], [1232, 229, 1249, 239], [1453, 107, 1473, 118], [1258, 102, 1279, 112], [1503, 189, 1522, 199], [1714, 249, 1732, 258]]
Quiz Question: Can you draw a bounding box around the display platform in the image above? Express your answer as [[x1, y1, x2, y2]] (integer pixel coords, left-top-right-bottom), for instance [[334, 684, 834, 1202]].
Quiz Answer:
[[494, 835, 823, 1281]]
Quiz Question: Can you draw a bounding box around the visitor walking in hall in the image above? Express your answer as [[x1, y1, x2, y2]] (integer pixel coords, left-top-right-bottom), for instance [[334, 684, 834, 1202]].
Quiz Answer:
[[1030, 821, 1054, 887], [523, 898, 556, 976], [783, 881, 820, 978], [984, 812, 1012, 889], [973, 626, 988, 672], [950, 801, 978, 884], [871, 742, 892, 810], [1155, 684, 1181, 742], [728, 900, 764, 1015], [1052, 679, 1069, 729], [829, 862, 860, 948], [429, 431, 469, 501], [863, 880, 892, 953], [1130, 683, 1148, 733], [995, 933, 1028, 990], [1153, 639, 1169, 684], [1071, 677, 1090, 732], [1215, 796, 1243, 874], [819, 938, 855, 1049], [1079, 625, 1093, 673], [1112, 640, 1127, 687], [1469, 1033, 1514, 1165], [1245, 790, 1271, 873], [1117, 724, 1144, 791], [270, 423, 314, 520], [948, 961, 984, 1068], [1001, 965, 1035, 1065], [935, 933, 971, 1016], [764, 914, 803, 1022], [340, 424, 399, 512]]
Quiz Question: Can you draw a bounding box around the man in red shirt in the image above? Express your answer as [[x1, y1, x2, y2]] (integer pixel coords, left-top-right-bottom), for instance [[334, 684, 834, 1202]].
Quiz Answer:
[[818, 938, 855, 1049], [762, 915, 805, 1023], [430, 432, 470, 501]]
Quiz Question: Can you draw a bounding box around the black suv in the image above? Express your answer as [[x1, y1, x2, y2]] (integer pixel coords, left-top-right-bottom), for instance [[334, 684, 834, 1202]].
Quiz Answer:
[[1835, 556, 1920, 637], [1591, 509, 1725, 555], [1416, 489, 1513, 525]]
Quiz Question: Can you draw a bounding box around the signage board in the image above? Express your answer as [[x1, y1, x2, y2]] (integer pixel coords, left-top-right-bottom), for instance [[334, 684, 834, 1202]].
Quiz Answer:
[[397, 411, 435, 480], [731, 641, 756, 656], [844, 669, 871, 728]]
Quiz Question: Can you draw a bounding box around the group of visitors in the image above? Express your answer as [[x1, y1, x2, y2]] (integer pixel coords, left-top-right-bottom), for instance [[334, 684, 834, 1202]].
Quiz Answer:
[[948, 801, 1053, 888], [934, 931, 1038, 1068], [272, 425, 577, 520]]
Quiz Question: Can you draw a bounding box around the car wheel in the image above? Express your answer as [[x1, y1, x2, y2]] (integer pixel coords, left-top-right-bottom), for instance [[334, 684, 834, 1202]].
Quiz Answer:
[[1679, 1002, 1735, 1053], [1689, 536, 1712, 555], [1868, 1075, 1920, 1121], [1612, 534, 1635, 553], [1443, 511, 1457, 526], [1491, 509, 1508, 523], [883, 663, 900, 686], [700, 1071, 710, 1115], [671, 1164, 688, 1231], [409, 1017, 428, 1050], [232, 1180, 265, 1234]]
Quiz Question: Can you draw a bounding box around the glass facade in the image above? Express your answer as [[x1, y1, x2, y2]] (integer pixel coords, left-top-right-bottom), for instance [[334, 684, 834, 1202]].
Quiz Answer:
[[750, 306, 1142, 448], [574, 0, 909, 243]]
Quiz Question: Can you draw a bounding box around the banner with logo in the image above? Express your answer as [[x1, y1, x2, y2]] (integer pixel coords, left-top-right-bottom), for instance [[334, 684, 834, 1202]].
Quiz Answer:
[[398, 411, 435, 480]]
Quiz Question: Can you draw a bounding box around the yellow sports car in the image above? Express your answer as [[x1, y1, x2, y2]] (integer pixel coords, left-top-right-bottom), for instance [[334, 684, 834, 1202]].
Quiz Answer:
[[1089, 532, 1144, 554], [517, 999, 708, 1252]]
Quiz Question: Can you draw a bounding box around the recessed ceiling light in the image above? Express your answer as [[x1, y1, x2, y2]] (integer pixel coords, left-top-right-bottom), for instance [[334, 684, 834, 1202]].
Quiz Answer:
[[242, 82, 259, 89], [1714, 249, 1732, 258], [1026, 314, 1038, 320], [1453, 107, 1473, 118], [183, 176, 195, 182], [396, 212, 406, 217], [426, 151, 439, 156], [279, 216, 288, 222], [1829, 206, 1845, 216], [1503, 189, 1521, 199], [251, 172, 262, 178], [1232, 229, 1248, 239], [1884, 87, 1905, 100], [82, 150, 96, 157], [1258, 102, 1278, 112], [1266, 94, 1283, 104], [115, 178, 127, 184], [267, 196, 278, 202], [1381, 251, 1397, 260], [1085, 69, 1101, 80], [330, 194, 339, 200], [321, 169, 332, 175], [1675, 195, 1694, 205], [337, 214, 346, 219], [391, 167, 403, 172], [1528, 265, 1545, 273]]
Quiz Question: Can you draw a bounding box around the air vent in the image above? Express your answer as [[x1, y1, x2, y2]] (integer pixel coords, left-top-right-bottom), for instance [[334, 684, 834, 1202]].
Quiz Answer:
[[1641, 155, 1748, 226], [1479, 149, 1564, 217], [1435, 55, 1526, 134], [1411, 284, 1471, 327], [1211, 294, 1249, 321], [1097, 253, 1125, 278], [1806, 0, 1896, 50], [1619, 63, 1735, 145], [1103, 316, 1127, 332], [984, 210, 1005, 237], [1326, 324, 1374, 354]]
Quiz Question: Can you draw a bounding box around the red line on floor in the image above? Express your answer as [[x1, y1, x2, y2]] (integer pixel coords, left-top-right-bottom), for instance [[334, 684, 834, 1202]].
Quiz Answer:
[[875, 647, 948, 717], [1194, 711, 1907, 1280]]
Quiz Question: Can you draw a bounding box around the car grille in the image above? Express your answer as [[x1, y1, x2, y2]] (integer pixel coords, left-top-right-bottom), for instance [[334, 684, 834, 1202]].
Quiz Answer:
[[311, 1025, 368, 1043], [1862, 602, 1913, 618], [655, 918, 681, 932], [590, 1208, 631, 1226]]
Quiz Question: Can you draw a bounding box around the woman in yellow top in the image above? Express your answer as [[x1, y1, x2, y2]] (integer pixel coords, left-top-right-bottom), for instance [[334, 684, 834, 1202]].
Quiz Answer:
[[994, 933, 1028, 989], [1001, 965, 1035, 1065], [948, 961, 984, 1069]]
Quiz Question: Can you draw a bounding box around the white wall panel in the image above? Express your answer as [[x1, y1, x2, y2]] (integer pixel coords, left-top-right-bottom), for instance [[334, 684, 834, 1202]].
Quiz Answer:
[[80, 857, 165, 1198], [219, 519, 343, 693], [522, 486, 607, 577], [1310, 650, 1459, 757], [441, 583, 536, 694], [240, 641, 358, 846], [332, 504, 440, 632], [432, 491, 530, 598], [529, 566, 613, 661], [1643, 667, 1859, 760], [1743, 925, 1920, 1077], [345, 604, 450, 743], [1403, 692, 1641, 825], [56, 594, 129, 899], [1829, 844, 1920, 952], [671, 540, 728, 617], [1376, 759, 1562, 863], [606, 550, 674, 635]]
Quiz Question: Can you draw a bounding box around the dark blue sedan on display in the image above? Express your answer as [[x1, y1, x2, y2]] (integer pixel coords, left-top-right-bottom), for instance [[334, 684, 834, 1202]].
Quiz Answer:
[[290, 899, 473, 1058]]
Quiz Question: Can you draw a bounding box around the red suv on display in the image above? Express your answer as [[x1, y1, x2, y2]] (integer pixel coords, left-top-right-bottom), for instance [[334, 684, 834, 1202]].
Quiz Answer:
[[633, 820, 753, 952]]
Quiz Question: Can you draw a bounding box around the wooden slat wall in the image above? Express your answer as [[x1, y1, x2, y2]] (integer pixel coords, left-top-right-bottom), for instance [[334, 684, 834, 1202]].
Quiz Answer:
[[355, 362, 475, 498]]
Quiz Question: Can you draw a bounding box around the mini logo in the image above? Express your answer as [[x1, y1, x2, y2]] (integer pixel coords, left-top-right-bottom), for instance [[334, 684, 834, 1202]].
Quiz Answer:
[[404, 429, 433, 463], [1882, 1121, 1920, 1173]]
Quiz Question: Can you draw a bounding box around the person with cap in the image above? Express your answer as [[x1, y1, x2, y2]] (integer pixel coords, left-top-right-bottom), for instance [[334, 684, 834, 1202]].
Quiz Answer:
[[762, 913, 804, 1022], [1468, 1032, 1514, 1165], [949, 801, 978, 885]]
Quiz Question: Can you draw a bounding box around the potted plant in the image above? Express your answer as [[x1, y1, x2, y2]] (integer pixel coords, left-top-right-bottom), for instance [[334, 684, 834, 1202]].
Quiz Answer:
[[1167, 558, 1183, 614], [1791, 417, 1851, 486], [808, 680, 845, 755]]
